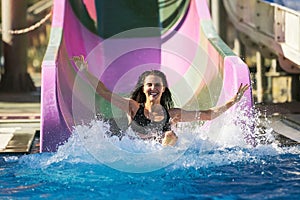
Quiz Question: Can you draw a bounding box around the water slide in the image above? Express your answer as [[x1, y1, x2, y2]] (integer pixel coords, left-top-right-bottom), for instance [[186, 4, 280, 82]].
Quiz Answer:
[[40, 0, 252, 152], [223, 0, 300, 73]]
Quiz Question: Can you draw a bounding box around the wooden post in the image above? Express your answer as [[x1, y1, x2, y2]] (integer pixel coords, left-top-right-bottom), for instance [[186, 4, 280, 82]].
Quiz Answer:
[[256, 51, 266, 103], [0, 0, 35, 92], [211, 0, 227, 40]]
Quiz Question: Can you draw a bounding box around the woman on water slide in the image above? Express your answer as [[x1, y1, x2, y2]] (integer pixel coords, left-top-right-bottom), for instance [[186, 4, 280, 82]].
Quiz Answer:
[[72, 55, 249, 146]]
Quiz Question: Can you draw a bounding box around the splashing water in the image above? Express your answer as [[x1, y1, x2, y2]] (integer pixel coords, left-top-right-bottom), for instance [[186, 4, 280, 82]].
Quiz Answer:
[[37, 98, 279, 172], [1, 102, 300, 199]]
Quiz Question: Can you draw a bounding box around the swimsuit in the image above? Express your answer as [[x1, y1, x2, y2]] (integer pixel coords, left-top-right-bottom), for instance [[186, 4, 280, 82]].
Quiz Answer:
[[130, 104, 171, 139]]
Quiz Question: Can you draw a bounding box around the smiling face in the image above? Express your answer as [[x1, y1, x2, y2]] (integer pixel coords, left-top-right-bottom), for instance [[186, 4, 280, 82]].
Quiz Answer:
[[143, 75, 165, 104]]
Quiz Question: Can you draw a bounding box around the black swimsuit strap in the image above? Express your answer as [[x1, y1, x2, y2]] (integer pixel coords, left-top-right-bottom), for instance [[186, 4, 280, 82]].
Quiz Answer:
[[132, 104, 171, 132], [133, 104, 151, 127]]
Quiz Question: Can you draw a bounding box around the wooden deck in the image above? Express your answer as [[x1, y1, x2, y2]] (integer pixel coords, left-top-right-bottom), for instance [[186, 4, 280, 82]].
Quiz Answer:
[[0, 121, 40, 154], [0, 94, 41, 154]]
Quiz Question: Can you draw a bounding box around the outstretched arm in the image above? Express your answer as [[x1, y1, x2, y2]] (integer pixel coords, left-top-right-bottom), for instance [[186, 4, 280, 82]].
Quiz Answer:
[[199, 83, 250, 120], [169, 83, 250, 122], [72, 55, 137, 116]]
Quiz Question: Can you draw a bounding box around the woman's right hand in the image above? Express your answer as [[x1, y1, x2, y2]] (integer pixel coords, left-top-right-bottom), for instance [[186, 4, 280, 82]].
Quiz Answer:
[[72, 55, 88, 71], [233, 83, 250, 103]]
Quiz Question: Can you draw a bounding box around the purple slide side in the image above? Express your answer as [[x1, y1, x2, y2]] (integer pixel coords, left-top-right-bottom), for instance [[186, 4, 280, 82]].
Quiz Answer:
[[40, 0, 253, 152]]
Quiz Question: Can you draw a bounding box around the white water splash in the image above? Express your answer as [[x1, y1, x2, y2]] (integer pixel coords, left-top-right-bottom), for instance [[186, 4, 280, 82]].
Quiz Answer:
[[16, 100, 300, 172]]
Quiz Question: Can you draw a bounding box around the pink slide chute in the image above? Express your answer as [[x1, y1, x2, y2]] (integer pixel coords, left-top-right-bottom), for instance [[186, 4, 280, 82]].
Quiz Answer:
[[40, 0, 252, 152]]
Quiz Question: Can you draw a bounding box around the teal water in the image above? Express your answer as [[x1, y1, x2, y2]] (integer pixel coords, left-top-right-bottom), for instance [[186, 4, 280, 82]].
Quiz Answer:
[[1, 142, 300, 199], [1, 105, 300, 199]]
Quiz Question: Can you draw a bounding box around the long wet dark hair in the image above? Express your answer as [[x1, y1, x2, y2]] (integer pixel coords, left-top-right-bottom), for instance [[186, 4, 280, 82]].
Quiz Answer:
[[130, 70, 174, 110]]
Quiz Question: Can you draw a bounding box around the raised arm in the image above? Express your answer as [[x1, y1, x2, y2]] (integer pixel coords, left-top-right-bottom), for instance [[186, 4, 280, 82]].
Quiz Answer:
[[72, 55, 138, 116], [169, 83, 250, 122]]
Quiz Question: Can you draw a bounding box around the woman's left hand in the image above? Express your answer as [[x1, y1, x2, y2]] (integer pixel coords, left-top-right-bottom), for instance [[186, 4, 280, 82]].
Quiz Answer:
[[233, 83, 250, 102]]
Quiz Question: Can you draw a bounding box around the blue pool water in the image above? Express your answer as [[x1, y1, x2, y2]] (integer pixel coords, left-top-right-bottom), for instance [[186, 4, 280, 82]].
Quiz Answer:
[[1, 141, 300, 199], [264, 0, 300, 10], [1, 105, 300, 199]]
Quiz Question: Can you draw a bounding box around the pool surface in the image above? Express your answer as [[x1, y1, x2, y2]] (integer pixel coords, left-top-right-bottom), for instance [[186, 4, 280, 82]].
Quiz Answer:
[[1, 107, 300, 199]]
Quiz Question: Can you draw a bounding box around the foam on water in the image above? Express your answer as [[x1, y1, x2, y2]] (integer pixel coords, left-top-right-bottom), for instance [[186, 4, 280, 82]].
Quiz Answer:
[[6, 97, 298, 177], [2, 100, 299, 200], [14, 98, 297, 174]]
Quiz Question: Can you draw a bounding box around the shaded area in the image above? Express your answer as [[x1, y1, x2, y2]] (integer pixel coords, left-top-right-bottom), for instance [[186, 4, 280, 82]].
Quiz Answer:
[[0, 1, 36, 92]]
